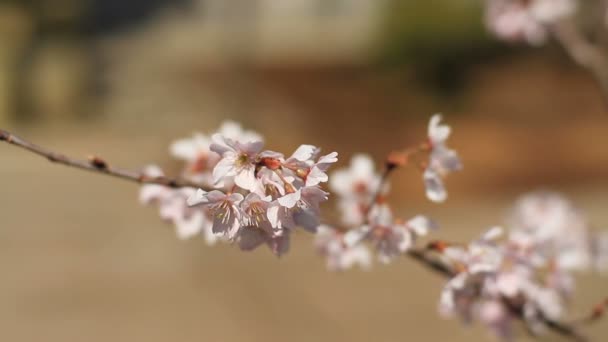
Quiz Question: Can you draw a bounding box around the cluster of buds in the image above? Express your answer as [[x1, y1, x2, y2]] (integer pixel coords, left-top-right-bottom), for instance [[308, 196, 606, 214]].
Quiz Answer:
[[484, 0, 578, 45], [140, 121, 338, 256]]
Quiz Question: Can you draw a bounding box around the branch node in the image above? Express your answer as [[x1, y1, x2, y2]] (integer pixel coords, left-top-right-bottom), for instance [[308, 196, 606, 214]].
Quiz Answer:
[[88, 155, 108, 170]]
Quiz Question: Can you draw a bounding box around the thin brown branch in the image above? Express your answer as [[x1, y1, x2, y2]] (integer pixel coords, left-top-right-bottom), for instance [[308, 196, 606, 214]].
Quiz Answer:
[[406, 248, 456, 277], [0, 128, 210, 190], [552, 19, 608, 107]]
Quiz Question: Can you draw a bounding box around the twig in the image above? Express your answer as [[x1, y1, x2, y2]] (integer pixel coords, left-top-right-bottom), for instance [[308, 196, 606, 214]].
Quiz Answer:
[[406, 248, 455, 277], [551, 19, 608, 107], [0, 129, 209, 190]]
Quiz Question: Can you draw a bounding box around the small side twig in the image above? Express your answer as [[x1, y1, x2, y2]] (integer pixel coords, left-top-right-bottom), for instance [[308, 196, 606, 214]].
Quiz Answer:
[[406, 248, 455, 277], [0, 129, 210, 190], [552, 19, 608, 107]]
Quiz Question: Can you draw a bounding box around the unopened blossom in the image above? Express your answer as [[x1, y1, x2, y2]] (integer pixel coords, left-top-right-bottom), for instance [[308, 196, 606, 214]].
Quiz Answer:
[[425, 114, 462, 203], [485, 0, 578, 45], [315, 225, 372, 271], [188, 189, 244, 238]]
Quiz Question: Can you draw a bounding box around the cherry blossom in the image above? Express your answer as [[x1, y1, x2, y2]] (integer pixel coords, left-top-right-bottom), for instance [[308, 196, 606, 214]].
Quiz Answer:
[[425, 114, 462, 203], [508, 191, 599, 271], [210, 134, 265, 191], [330, 154, 384, 226], [315, 225, 372, 271], [187, 189, 244, 238], [169, 121, 263, 185], [4, 115, 607, 341], [139, 165, 218, 242], [485, 0, 578, 45]]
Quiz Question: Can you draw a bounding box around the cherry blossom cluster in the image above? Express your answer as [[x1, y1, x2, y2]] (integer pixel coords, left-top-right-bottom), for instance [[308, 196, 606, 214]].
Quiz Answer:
[[315, 114, 460, 271], [484, 0, 578, 45], [140, 121, 338, 256], [308, 114, 608, 340], [134, 116, 607, 341], [436, 192, 608, 340]]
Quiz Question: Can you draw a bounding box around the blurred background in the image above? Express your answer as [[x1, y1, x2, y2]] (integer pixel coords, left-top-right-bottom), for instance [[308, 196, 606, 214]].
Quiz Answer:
[[0, 0, 607, 341]]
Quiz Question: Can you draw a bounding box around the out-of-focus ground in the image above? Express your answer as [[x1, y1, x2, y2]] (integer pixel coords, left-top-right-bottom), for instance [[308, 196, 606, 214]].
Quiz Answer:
[[0, 0, 608, 341]]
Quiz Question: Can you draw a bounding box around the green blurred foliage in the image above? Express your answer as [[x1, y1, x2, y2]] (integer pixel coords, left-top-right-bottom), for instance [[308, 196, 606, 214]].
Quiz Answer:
[[378, 0, 516, 95]]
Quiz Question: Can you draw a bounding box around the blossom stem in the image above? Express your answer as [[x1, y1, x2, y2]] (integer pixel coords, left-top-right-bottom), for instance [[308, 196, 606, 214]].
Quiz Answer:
[[0, 128, 211, 190]]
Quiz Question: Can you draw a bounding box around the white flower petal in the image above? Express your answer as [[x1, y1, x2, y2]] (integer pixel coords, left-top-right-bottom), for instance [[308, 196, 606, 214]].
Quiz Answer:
[[428, 114, 451, 144], [291, 144, 317, 161], [424, 168, 447, 203], [278, 190, 301, 208]]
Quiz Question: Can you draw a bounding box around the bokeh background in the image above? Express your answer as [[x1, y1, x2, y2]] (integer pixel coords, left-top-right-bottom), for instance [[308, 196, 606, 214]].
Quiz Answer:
[[0, 1, 607, 341]]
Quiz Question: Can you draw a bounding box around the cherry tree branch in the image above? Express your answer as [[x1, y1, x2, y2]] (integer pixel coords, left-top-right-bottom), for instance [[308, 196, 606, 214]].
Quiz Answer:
[[0, 127, 596, 341], [551, 19, 608, 107], [0, 128, 210, 190], [406, 248, 455, 277]]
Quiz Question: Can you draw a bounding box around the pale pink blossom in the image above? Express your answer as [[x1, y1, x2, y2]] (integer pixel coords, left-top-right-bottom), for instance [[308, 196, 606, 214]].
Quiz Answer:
[[330, 154, 385, 225], [477, 300, 513, 341], [139, 166, 217, 241], [358, 205, 437, 263], [444, 227, 504, 275], [236, 226, 290, 257], [169, 121, 263, 184], [280, 145, 338, 188], [508, 191, 595, 271], [315, 225, 372, 271], [270, 186, 329, 232], [170, 133, 217, 183], [485, 0, 578, 45], [439, 272, 475, 320], [306, 152, 339, 186], [425, 114, 462, 203], [187, 189, 244, 238], [210, 134, 264, 191]]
